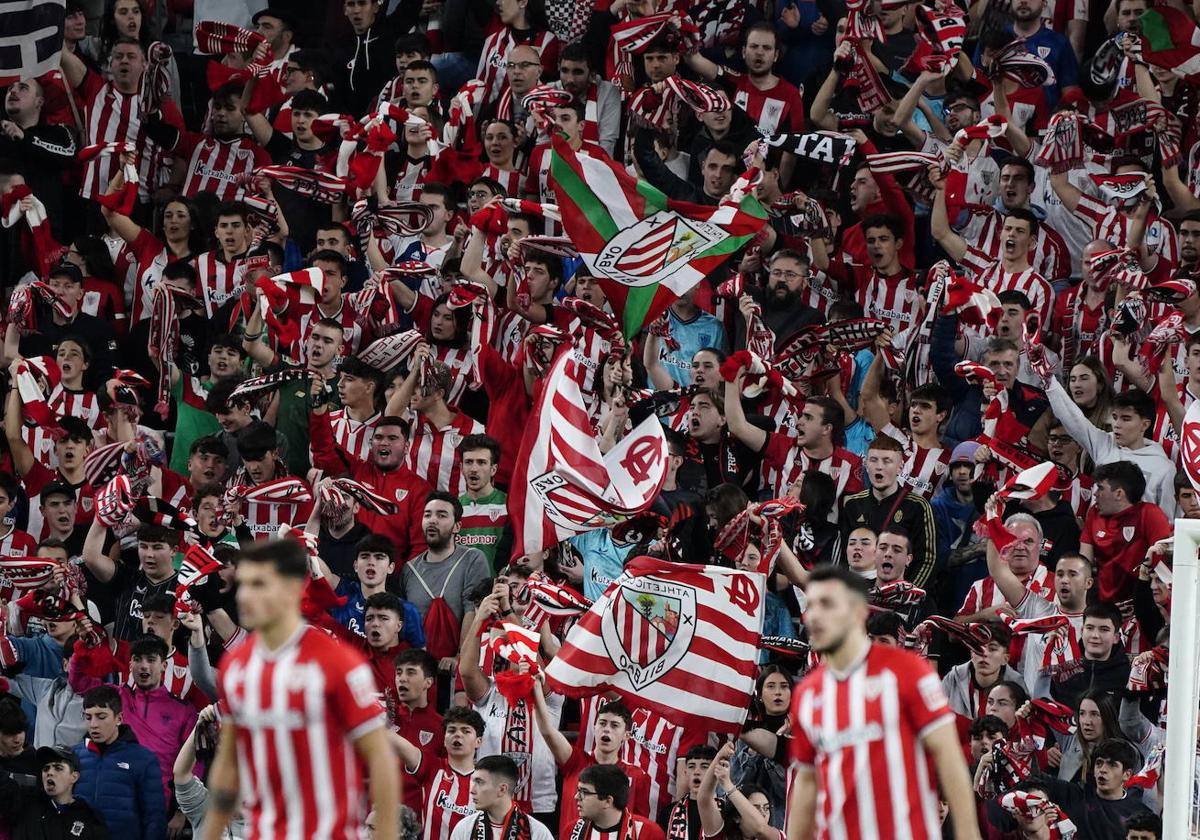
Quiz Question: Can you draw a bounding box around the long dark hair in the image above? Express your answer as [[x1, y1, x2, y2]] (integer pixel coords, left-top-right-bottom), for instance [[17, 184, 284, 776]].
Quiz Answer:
[[101, 0, 153, 55], [427, 292, 471, 349]]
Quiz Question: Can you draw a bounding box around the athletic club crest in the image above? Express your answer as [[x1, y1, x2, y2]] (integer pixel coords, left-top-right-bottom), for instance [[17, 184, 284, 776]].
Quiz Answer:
[[593, 211, 727, 286], [601, 576, 696, 690]]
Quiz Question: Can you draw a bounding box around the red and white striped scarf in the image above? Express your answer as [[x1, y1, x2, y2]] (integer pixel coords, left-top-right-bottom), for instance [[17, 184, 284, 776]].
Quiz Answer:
[[999, 791, 1076, 839], [148, 284, 178, 419], [195, 20, 271, 59], [1001, 613, 1083, 679], [14, 356, 63, 436], [1, 186, 65, 280], [255, 165, 347, 203], [6, 280, 70, 335], [607, 14, 699, 94]]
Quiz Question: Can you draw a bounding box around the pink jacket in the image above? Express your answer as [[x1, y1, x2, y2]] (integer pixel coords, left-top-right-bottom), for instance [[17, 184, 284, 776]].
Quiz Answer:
[[69, 656, 198, 800]]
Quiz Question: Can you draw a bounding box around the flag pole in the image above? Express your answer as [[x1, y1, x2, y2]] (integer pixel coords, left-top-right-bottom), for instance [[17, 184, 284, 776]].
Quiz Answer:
[[1163, 517, 1200, 840]]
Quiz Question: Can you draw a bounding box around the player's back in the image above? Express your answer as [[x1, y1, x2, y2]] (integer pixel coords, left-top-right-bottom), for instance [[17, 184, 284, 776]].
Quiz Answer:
[[220, 624, 387, 840], [790, 643, 952, 840]]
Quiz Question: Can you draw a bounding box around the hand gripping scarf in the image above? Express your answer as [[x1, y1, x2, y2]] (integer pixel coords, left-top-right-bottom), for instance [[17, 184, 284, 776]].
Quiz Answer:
[[1001, 613, 1083, 679], [999, 791, 1077, 839], [869, 580, 927, 609], [1125, 741, 1164, 790], [327, 478, 397, 515], [256, 165, 347, 204], [499, 198, 562, 223], [628, 76, 729, 129], [6, 280, 70, 335], [195, 20, 271, 58], [985, 39, 1051, 87], [844, 0, 884, 41], [79, 143, 139, 216], [720, 350, 795, 402], [607, 14, 700, 95], [443, 79, 487, 149], [912, 616, 993, 656], [148, 283, 179, 419], [469, 804, 533, 840], [0, 556, 60, 596], [1140, 311, 1190, 378], [351, 198, 434, 237], [1, 186, 66, 279], [95, 474, 136, 529], [359, 329, 425, 371], [1089, 247, 1143, 293], [14, 355, 64, 437], [692, 0, 749, 49], [140, 42, 174, 115], [954, 114, 1009, 146], [865, 150, 945, 203], [225, 477, 314, 513], [975, 738, 1034, 798], [1127, 645, 1169, 692]]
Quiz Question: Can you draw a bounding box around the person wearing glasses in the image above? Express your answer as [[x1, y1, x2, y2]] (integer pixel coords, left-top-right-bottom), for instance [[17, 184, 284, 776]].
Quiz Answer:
[[569, 764, 666, 840], [449, 755, 554, 840]]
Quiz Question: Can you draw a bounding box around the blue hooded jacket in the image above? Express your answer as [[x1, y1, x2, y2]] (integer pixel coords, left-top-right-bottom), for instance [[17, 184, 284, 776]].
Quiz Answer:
[[73, 725, 166, 840]]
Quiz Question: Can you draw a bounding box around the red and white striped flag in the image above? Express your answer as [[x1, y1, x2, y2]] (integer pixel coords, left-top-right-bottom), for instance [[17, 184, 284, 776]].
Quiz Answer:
[[544, 555, 764, 733], [508, 345, 668, 557]]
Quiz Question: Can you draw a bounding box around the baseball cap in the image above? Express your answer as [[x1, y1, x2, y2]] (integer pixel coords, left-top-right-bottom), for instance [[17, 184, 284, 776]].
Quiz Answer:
[[252, 7, 297, 30], [40, 480, 76, 503], [36, 745, 80, 771], [949, 441, 980, 466]]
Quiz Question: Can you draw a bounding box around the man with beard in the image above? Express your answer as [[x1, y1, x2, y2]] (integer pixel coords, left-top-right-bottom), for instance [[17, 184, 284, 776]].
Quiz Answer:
[[310, 412, 432, 560], [1006, 0, 1078, 107], [733, 249, 824, 351], [685, 22, 805, 136], [932, 177, 1055, 324], [457, 435, 512, 571], [554, 42, 620, 156], [400, 492, 490, 673], [788, 566, 980, 840]]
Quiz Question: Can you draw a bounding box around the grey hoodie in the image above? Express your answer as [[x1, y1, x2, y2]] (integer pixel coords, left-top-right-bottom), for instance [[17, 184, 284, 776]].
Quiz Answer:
[[1046, 378, 1177, 517]]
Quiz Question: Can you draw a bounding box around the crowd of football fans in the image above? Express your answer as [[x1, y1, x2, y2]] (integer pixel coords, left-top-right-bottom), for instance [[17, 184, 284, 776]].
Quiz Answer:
[[0, 0, 1194, 835]]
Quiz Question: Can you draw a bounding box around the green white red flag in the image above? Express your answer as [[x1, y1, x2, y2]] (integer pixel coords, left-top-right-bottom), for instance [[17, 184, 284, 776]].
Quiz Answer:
[[548, 135, 768, 340], [1139, 7, 1200, 81]]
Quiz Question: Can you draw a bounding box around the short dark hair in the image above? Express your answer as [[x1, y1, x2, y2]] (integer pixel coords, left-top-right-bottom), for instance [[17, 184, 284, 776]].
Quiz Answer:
[[0, 699, 29, 734], [974, 619, 1013, 649], [1092, 738, 1140, 773], [130, 634, 169, 660], [685, 745, 718, 762], [190, 435, 229, 459], [1083, 602, 1123, 630], [355, 533, 396, 563], [596, 701, 633, 730], [209, 332, 244, 357], [805, 395, 844, 446], [459, 433, 501, 464], [136, 524, 178, 546], [216, 200, 251, 224], [861, 214, 904, 241], [443, 706, 486, 737], [475, 754, 519, 788], [376, 415, 412, 438], [364, 591, 404, 618], [1124, 811, 1163, 837], [579, 764, 630, 809], [395, 648, 438, 678], [807, 564, 872, 599], [82, 685, 122, 714], [403, 58, 436, 78], [290, 88, 328, 114], [205, 377, 251, 413], [57, 335, 92, 363], [425, 490, 463, 521], [879, 526, 913, 554], [968, 714, 1009, 739], [1112, 389, 1156, 424], [163, 260, 198, 286], [705, 140, 739, 165], [140, 594, 176, 616], [311, 249, 349, 276], [420, 182, 454, 213], [237, 539, 309, 580], [866, 610, 907, 638], [999, 157, 1036, 183], [997, 290, 1033, 310], [1005, 207, 1040, 237], [1094, 461, 1146, 504], [56, 416, 93, 445], [559, 40, 590, 66], [237, 421, 280, 462], [908, 383, 950, 417], [394, 33, 431, 57]]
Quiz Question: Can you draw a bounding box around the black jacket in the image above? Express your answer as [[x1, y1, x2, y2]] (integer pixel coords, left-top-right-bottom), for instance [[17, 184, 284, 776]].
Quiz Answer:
[[338, 22, 398, 115], [840, 486, 939, 588], [1051, 648, 1132, 709], [633, 128, 719, 206], [0, 775, 110, 840]]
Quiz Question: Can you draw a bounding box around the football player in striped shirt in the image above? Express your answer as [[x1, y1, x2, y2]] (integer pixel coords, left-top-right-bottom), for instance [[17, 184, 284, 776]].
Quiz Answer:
[[788, 566, 981, 840]]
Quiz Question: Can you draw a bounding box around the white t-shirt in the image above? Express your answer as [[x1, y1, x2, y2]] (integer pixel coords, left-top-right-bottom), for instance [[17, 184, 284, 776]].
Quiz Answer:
[[449, 811, 555, 840], [473, 684, 564, 813]]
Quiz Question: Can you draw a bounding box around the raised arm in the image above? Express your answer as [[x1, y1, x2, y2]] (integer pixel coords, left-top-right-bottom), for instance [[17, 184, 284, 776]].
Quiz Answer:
[[1048, 170, 1082, 215], [697, 742, 730, 839], [355, 727, 399, 840], [929, 167, 969, 261], [81, 517, 117, 583], [59, 48, 86, 90], [387, 728, 423, 772], [723, 368, 768, 451], [459, 593, 497, 703], [3, 372, 33, 477], [642, 331, 675, 391], [984, 497, 1034, 608], [531, 679, 573, 765], [859, 346, 894, 432]]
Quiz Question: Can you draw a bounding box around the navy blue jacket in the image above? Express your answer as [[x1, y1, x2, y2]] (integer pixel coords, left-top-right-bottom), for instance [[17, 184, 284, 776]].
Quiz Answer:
[[72, 726, 165, 840]]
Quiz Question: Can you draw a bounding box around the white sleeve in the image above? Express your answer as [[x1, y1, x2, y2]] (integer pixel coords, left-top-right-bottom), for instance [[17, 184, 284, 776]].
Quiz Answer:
[[531, 817, 557, 840], [1044, 378, 1114, 464]]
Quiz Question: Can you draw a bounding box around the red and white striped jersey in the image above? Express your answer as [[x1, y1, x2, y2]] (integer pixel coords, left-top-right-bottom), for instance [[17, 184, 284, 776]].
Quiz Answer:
[[296, 300, 365, 363], [127, 230, 187, 322], [523, 140, 607, 209], [180, 136, 271, 201], [0, 526, 37, 556], [1153, 383, 1195, 461], [963, 209, 1071, 282], [961, 246, 1054, 323], [23, 386, 102, 467], [730, 73, 805, 135], [391, 156, 431, 203], [1051, 286, 1106, 366], [481, 163, 523, 197], [218, 624, 387, 840], [957, 565, 1052, 617], [409, 756, 474, 840], [1076, 193, 1178, 266], [856, 269, 925, 335], [879, 424, 949, 501], [78, 71, 180, 201], [328, 409, 380, 465], [761, 434, 865, 505], [241, 495, 311, 541], [1062, 472, 1093, 521], [405, 412, 485, 494], [801, 269, 841, 317], [195, 250, 249, 318], [790, 644, 952, 840]]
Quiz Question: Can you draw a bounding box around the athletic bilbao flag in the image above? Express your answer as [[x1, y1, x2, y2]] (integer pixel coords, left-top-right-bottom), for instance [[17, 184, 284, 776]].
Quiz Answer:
[[545, 556, 765, 733], [548, 135, 768, 339], [508, 344, 668, 557], [1139, 6, 1200, 81], [0, 0, 66, 85], [1180, 395, 1200, 492]]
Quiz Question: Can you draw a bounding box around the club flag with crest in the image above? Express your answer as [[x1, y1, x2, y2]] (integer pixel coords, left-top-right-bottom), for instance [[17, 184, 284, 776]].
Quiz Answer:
[[1180, 395, 1200, 492], [508, 342, 669, 557], [1139, 6, 1200, 81], [548, 134, 768, 340], [545, 555, 765, 733]]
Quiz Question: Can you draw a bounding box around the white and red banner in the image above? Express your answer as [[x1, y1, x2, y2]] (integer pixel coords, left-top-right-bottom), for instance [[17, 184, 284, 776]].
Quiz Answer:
[[545, 556, 765, 734], [508, 344, 668, 557]]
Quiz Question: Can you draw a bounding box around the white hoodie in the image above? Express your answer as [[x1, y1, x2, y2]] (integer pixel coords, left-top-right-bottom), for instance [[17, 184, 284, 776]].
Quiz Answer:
[[1046, 379, 1177, 518]]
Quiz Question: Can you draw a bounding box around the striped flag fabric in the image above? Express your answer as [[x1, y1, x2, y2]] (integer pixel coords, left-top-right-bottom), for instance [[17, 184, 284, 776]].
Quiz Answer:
[[545, 555, 765, 734], [548, 134, 767, 339], [508, 344, 668, 557], [1139, 6, 1200, 81], [0, 0, 66, 86]]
